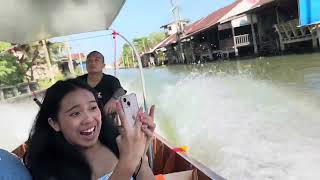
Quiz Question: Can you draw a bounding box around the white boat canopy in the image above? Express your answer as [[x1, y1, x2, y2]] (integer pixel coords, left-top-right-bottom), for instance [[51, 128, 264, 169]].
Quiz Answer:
[[0, 0, 126, 44]]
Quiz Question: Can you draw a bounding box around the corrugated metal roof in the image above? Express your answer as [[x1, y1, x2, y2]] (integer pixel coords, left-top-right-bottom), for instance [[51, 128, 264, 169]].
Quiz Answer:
[[251, 0, 275, 9], [184, 0, 241, 36], [185, 0, 276, 37], [157, 34, 178, 49], [152, 0, 276, 50]]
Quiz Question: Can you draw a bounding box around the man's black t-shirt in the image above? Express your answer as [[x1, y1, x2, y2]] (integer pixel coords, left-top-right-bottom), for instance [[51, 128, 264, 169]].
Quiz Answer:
[[77, 74, 124, 105]]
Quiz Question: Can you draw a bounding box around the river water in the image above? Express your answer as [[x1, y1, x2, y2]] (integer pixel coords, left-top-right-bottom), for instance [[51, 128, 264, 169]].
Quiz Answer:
[[1, 53, 320, 180]]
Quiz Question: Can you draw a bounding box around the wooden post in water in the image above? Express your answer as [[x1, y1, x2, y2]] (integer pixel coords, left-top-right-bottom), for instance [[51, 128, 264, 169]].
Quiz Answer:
[[257, 15, 263, 45], [250, 14, 258, 55], [25, 83, 31, 94], [205, 33, 213, 61], [274, 25, 285, 51], [217, 29, 221, 50], [232, 26, 239, 56], [0, 88, 4, 101], [208, 45, 213, 61], [309, 26, 318, 49], [189, 40, 196, 63], [275, 6, 285, 51], [12, 86, 19, 97]]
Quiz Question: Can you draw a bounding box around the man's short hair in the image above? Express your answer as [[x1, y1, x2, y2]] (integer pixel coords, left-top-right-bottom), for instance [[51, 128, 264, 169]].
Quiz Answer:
[[86, 51, 105, 63]]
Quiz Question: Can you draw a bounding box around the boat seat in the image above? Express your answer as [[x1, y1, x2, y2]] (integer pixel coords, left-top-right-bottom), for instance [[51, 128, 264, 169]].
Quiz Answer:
[[0, 149, 32, 180]]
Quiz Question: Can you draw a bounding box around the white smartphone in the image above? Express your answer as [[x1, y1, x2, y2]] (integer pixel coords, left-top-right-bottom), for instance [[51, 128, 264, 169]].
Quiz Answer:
[[120, 93, 139, 127]]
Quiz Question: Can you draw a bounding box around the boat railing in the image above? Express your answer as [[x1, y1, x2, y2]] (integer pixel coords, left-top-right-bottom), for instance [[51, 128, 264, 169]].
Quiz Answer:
[[274, 19, 314, 44], [273, 18, 320, 50], [153, 134, 226, 180]]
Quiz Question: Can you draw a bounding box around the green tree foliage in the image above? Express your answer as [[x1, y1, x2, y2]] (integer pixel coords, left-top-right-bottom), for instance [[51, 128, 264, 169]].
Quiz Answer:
[[0, 42, 11, 52], [0, 42, 23, 85], [0, 55, 23, 85], [149, 32, 166, 47], [0, 40, 65, 85], [133, 37, 151, 54], [121, 43, 134, 67], [120, 32, 166, 68]]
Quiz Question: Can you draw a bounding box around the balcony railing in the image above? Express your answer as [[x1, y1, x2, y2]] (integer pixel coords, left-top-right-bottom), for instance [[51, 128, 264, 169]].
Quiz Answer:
[[235, 34, 251, 47]]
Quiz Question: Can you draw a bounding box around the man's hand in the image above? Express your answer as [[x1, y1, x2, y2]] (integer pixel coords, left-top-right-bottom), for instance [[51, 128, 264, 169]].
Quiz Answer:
[[104, 97, 119, 114], [105, 88, 126, 114]]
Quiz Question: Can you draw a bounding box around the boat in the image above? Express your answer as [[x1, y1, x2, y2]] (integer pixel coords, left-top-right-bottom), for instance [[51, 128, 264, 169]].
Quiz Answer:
[[1, 0, 225, 179]]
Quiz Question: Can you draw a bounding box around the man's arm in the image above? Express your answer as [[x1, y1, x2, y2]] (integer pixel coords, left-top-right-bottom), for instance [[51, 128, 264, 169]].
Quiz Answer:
[[111, 88, 126, 99], [104, 88, 126, 114], [104, 75, 127, 114], [108, 75, 127, 99]]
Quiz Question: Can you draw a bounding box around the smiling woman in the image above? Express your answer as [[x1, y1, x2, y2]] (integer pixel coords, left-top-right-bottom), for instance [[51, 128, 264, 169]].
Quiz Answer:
[[24, 79, 156, 180], [47, 88, 102, 148], [25, 79, 117, 179]]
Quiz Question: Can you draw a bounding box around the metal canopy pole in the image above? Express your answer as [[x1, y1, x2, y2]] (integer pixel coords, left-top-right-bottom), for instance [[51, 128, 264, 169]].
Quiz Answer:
[[107, 28, 153, 170]]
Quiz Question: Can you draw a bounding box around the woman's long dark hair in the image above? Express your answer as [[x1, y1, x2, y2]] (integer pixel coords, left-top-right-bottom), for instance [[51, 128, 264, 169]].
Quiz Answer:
[[25, 79, 119, 180]]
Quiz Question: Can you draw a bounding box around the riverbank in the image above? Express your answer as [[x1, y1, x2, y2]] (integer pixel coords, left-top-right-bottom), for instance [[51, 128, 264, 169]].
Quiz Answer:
[[0, 90, 45, 104]]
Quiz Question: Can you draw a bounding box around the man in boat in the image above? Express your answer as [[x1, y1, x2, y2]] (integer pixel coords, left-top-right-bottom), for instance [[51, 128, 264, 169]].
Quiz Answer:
[[77, 51, 126, 115]]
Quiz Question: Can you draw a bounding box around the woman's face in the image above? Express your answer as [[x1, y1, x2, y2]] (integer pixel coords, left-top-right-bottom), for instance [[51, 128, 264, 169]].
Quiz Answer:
[[50, 89, 102, 148]]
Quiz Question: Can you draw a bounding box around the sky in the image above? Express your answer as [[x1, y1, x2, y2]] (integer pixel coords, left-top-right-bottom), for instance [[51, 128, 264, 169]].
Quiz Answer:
[[52, 0, 235, 64]]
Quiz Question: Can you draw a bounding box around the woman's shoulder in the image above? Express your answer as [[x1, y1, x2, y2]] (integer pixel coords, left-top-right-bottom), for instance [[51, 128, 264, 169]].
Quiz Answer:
[[0, 149, 32, 180], [98, 173, 134, 180], [97, 172, 112, 180]]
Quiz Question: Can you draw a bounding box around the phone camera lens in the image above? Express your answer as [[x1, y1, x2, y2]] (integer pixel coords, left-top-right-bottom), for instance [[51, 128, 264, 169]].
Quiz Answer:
[[123, 98, 126, 102], [127, 101, 131, 106]]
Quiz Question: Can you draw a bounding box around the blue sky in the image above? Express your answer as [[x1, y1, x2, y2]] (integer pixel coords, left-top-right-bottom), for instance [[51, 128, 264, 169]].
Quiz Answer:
[[52, 0, 235, 64]]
